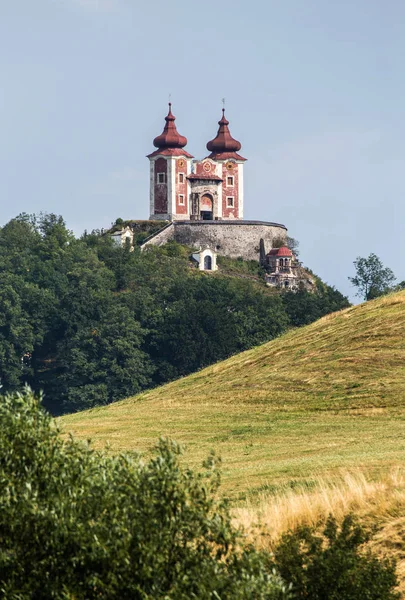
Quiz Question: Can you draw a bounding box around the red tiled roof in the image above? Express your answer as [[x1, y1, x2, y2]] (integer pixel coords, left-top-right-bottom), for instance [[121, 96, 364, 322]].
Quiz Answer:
[[147, 147, 194, 159], [205, 151, 247, 161], [268, 246, 293, 257]]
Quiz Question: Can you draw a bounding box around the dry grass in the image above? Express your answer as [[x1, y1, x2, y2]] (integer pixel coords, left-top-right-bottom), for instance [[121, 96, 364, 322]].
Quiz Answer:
[[234, 469, 405, 594], [234, 469, 405, 545]]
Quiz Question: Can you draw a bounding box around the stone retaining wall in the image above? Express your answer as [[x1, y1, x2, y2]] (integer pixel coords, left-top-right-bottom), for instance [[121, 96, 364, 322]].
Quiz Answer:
[[142, 220, 287, 261]]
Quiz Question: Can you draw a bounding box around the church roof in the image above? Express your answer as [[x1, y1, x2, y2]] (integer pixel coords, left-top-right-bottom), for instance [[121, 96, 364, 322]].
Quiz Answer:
[[147, 147, 194, 159], [150, 103, 191, 153], [206, 109, 247, 161], [268, 246, 293, 257], [187, 173, 222, 182]]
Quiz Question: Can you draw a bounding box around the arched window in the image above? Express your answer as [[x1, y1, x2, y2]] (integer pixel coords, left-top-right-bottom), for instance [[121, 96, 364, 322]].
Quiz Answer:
[[204, 255, 212, 270]]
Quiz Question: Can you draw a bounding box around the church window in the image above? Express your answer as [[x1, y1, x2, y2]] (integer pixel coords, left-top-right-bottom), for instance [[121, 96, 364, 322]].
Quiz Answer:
[[227, 176, 234, 186], [178, 194, 185, 205], [179, 173, 185, 183], [226, 196, 234, 207], [157, 173, 166, 184]]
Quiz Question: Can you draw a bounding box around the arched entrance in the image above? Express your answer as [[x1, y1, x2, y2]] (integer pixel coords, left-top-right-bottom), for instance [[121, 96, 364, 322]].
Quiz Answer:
[[200, 194, 213, 220], [204, 254, 212, 270]]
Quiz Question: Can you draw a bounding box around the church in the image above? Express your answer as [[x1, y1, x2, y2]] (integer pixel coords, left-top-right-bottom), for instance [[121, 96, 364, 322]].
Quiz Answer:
[[106, 104, 290, 262], [147, 103, 246, 221], [141, 104, 289, 262]]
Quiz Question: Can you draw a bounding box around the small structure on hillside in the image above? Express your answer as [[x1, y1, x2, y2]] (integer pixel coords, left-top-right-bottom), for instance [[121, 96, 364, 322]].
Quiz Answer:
[[110, 226, 134, 247], [265, 246, 301, 289], [191, 247, 218, 271]]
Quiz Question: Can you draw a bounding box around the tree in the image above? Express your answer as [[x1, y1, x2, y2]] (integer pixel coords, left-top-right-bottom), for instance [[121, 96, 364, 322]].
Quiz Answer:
[[0, 388, 290, 599], [282, 283, 350, 327], [348, 254, 396, 301], [0, 211, 354, 414]]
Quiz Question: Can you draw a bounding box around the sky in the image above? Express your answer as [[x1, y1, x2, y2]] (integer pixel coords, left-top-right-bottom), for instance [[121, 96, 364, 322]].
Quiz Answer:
[[1, 0, 404, 301]]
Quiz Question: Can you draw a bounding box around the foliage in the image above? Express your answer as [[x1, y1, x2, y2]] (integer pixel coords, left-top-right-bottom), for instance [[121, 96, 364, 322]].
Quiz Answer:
[[0, 389, 290, 599], [281, 280, 350, 327], [273, 515, 399, 600], [0, 391, 399, 599], [217, 255, 266, 279], [0, 213, 349, 414], [348, 254, 396, 300]]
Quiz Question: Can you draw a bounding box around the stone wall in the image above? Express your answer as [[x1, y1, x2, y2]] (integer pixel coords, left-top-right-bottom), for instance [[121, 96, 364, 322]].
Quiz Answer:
[[141, 222, 175, 247], [142, 220, 287, 261]]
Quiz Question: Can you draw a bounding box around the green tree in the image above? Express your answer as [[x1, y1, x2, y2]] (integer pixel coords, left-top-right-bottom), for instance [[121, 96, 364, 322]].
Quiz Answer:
[[0, 212, 354, 414], [348, 254, 396, 301], [281, 283, 350, 327], [0, 389, 290, 599]]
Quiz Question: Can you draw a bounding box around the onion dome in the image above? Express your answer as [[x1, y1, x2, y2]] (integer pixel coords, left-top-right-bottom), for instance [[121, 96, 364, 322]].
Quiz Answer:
[[206, 109, 242, 153], [153, 103, 187, 149], [268, 246, 293, 257]]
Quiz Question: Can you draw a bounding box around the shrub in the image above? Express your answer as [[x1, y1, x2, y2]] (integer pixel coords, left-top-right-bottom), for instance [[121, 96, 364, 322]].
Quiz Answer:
[[272, 515, 399, 600], [0, 389, 289, 599]]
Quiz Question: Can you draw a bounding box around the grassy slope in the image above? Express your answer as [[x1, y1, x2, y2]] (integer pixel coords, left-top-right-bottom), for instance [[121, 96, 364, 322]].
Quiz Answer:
[[62, 291, 405, 500]]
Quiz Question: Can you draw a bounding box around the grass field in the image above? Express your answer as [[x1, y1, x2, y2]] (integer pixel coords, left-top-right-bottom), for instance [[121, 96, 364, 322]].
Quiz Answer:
[[62, 290, 405, 502]]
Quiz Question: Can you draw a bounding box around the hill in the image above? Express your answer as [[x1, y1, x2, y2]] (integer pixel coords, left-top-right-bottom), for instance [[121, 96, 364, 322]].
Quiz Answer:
[[62, 291, 405, 499]]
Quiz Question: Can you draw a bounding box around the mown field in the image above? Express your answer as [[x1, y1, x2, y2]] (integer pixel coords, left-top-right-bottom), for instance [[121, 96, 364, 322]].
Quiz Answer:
[[62, 291, 405, 499]]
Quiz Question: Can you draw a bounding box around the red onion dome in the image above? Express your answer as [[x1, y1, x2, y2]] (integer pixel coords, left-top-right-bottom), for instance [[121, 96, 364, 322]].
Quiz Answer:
[[268, 246, 293, 257], [206, 109, 242, 153], [153, 103, 188, 149]]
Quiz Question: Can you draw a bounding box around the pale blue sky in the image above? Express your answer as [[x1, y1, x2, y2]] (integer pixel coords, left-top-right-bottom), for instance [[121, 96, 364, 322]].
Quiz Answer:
[[1, 0, 404, 300]]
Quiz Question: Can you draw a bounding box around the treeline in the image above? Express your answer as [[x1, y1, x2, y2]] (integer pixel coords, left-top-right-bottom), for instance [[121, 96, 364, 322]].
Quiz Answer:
[[0, 214, 349, 415]]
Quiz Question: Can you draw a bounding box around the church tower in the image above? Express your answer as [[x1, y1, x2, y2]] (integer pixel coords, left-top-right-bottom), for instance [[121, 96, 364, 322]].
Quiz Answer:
[[147, 103, 193, 221], [205, 109, 246, 219]]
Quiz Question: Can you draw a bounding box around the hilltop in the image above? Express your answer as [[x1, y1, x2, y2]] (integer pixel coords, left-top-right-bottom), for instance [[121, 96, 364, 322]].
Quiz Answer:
[[63, 291, 405, 499]]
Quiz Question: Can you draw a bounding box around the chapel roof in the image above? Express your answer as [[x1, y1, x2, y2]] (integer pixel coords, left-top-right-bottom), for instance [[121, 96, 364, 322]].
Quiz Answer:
[[268, 246, 293, 257]]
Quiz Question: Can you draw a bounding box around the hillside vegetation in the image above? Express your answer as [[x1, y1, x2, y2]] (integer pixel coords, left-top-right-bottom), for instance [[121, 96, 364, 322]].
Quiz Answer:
[[63, 291, 405, 499], [0, 213, 347, 415]]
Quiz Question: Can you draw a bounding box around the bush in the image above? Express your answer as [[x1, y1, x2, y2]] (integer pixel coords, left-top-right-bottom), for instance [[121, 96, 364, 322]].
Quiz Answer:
[[0, 390, 399, 599], [0, 389, 289, 599], [273, 515, 399, 600]]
